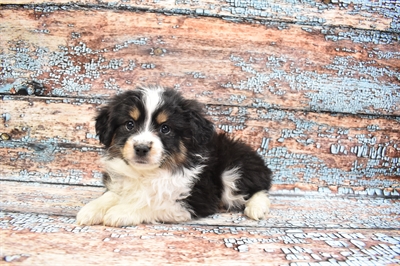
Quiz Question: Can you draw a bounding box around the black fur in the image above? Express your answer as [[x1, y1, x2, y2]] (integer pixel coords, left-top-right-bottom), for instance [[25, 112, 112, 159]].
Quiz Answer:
[[95, 90, 145, 148], [184, 133, 272, 217]]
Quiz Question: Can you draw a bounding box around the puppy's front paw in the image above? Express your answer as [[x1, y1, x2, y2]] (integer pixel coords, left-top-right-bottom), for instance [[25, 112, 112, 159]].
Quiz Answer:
[[244, 191, 271, 221], [76, 201, 107, 226], [103, 205, 141, 227], [76, 191, 120, 226]]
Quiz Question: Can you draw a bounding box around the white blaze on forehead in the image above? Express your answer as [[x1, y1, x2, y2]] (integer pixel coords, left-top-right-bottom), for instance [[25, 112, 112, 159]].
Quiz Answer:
[[124, 87, 165, 169], [141, 87, 164, 131]]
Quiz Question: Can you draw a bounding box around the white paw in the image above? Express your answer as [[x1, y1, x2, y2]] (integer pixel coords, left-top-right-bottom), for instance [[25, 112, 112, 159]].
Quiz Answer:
[[103, 205, 141, 227], [76, 191, 120, 226], [244, 191, 271, 221], [171, 211, 191, 223], [162, 208, 191, 223], [76, 201, 107, 226]]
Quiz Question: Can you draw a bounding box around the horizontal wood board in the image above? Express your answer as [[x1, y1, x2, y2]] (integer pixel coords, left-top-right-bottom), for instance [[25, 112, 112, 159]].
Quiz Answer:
[[1, 181, 399, 229], [1, 95, 399, 194], [0, 7, 399, 115], [1, 0, 399, 32], [1, 210, 400, 265]]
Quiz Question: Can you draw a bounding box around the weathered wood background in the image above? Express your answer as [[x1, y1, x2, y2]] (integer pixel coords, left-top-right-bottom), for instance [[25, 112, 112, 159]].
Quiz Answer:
[[0, 0, 399, 265]]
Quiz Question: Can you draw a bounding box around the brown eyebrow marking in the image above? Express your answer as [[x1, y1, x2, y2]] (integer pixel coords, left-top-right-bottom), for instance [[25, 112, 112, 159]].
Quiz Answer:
[[130, 107, 140, 121], [156, 110, 168, 124]]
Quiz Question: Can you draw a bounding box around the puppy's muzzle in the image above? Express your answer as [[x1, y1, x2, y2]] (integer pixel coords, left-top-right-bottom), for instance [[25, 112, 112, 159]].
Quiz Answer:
[[134, 144, 151, 157]]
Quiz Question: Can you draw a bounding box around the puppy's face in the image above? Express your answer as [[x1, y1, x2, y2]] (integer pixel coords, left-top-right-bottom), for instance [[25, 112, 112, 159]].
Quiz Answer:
[[95, 87, 214, 170]]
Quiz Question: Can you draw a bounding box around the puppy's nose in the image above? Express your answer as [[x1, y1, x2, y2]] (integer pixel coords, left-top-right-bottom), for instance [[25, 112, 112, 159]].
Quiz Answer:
[[134, 144, 150, 157]]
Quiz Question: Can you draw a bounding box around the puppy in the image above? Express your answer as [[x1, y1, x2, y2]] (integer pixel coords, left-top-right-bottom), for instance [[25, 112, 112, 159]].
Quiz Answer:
[[76, 86, 272, 227]]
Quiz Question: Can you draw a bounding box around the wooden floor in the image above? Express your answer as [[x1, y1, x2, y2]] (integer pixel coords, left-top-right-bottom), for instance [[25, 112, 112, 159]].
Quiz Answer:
[[1, 183, 399, 265], [1, 0, 399, 265]]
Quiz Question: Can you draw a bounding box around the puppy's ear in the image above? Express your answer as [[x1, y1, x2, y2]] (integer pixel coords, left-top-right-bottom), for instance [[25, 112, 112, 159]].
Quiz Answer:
[[95, 107, 114, 147], [190, 110, 214, 145], [184, 100, 215, 145]]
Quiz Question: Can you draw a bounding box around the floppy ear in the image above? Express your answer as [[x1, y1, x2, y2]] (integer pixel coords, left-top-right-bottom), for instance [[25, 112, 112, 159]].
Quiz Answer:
[[184, 100, 215, 146], [190, 110, 215, 145], [95, 106, 114, 148]]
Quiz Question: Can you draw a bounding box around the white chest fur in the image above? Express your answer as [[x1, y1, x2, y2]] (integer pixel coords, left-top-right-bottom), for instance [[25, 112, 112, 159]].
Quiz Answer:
[[104, 158, 201, 208], [78, 157, 203, 226]]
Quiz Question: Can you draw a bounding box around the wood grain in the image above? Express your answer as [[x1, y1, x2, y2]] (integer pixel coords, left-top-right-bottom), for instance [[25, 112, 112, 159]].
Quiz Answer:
[[1, 211, 399, 265], [0, 0, 396, 32], [1, 179, 399, 264], [2, 96, 399, 193], [1, 181, 399, 229], [0, 143, 104, 185], [1, 8, 399, 116], [1, 96, 99, 145], [2, 141, 399, 194]]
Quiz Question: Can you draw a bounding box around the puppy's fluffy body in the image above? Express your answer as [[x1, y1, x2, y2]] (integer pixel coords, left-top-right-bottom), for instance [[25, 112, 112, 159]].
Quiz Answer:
[[77, 87, 272, 227]]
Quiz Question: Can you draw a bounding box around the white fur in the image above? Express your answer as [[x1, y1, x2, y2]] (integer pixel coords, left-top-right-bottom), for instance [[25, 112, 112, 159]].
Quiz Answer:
[[221, 167, 246, 210], [76, 191, 120, 226], [76, 157, 204, 226], [244, 190, 270, 220], [141, 86, 164, 131]]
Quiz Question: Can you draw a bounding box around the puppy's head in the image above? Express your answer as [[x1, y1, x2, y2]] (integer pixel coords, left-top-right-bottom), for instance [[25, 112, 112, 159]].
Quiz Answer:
[[95, 86, 214, 170]]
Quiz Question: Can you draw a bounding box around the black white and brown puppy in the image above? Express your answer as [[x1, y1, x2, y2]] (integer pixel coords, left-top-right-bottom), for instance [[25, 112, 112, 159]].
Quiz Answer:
[[76, 86, 272, 227]]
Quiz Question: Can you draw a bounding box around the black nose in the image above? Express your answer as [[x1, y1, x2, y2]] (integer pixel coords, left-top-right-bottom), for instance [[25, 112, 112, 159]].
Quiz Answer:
[[134, 144, 150, 157]]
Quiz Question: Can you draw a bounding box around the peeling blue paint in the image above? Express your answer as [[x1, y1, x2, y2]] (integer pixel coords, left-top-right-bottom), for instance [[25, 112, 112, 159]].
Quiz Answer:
[[226, 54, 400, 114], [251, 107, 400, 190], [1, 4, 399, 197], [0, 138, 104, 184], [0, 39, 145, 96]]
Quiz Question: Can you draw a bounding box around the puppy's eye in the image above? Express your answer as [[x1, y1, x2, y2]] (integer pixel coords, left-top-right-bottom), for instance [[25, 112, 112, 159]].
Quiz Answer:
[[160, 124, 170, 134], [125, 121, 135, 131]]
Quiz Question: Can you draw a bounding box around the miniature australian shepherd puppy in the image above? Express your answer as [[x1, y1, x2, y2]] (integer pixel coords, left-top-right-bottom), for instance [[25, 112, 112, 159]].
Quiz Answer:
[[76, 86, 272, 227]]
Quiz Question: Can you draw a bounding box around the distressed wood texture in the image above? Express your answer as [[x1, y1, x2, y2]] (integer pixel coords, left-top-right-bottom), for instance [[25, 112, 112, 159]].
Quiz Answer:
[[1, 210, 400, 265], [0, 7, 399, 115], [1, 95, 399, 193], [0, 0, 398, 32], [0, 1, 400, 265], [1, 181, 400, 229], [1, 181, 400, 265]]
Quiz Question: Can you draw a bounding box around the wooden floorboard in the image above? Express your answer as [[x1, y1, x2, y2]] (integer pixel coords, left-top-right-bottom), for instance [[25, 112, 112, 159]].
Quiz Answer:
[[1, 181, 399, 229], [1, 211, 399, 265]]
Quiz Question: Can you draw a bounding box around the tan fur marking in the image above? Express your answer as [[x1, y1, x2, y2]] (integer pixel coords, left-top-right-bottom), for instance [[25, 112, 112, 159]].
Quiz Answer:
[[162, 142, 187, 170], [130, 107, 140, 121], [122, 138, 135, 162], [156, 111, 168, 124], [173, 142, 187, 164], [110, 134, 117, 146]]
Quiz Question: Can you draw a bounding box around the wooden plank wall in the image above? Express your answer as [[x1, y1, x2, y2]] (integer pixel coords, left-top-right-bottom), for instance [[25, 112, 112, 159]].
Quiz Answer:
[[1, 1, 400, 265], [1, 0, 399, 196]]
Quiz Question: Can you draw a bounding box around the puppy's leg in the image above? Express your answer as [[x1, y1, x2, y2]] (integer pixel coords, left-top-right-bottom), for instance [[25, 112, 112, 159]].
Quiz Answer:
[[76, 191, 120, 225], [154, 202, 192, 224], [103, 204, 142, 227], [103, 201, 192, 227], [244, 190, 270, 220]]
